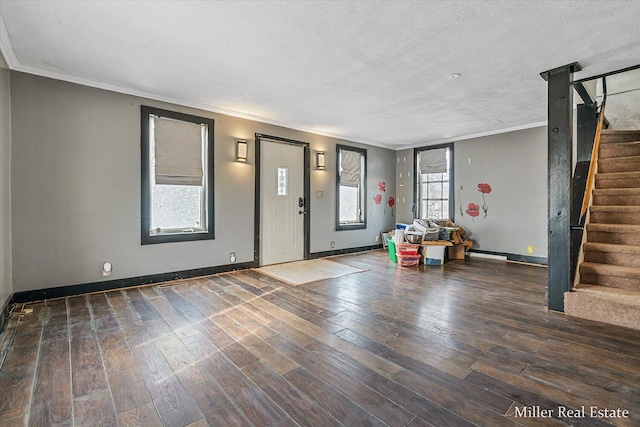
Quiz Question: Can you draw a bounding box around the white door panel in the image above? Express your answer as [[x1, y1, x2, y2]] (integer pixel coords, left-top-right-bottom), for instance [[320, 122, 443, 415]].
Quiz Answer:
[[261, 141, 304, 265]]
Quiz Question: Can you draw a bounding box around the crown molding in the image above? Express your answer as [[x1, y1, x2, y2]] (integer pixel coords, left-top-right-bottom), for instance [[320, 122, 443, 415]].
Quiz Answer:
[[0, 15, 18, 68], [396, 121, 548, 150]]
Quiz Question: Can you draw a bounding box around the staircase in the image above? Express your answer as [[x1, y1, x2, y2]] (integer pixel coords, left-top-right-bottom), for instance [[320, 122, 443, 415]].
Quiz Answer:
[[565, 129, 640, 330]]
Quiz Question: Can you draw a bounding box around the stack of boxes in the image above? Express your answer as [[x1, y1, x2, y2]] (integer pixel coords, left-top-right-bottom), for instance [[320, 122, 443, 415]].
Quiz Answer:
[[386, 220, 472, 267]]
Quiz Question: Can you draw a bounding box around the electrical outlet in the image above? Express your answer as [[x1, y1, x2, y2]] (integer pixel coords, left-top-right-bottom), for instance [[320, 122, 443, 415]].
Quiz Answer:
[[230, 252, 236, 263], [102, 262, 112, 277], [375, 235, 380, 243], [331, 241, 335, 248], [526, 245, 534, 254]]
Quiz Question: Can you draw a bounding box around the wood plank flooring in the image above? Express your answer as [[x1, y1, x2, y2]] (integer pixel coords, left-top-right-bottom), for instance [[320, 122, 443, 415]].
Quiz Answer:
[[1, 250, 640, 426]]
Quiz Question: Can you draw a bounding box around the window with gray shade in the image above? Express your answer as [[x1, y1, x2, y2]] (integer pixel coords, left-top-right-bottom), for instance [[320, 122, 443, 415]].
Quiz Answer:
[[336, 145, 367, 230], [416, 146, 453, 220], [141, 106, 214, 244]]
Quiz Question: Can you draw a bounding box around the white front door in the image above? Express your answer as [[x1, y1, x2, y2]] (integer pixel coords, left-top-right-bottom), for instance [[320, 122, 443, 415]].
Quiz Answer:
[[261, 141, 305, 265]]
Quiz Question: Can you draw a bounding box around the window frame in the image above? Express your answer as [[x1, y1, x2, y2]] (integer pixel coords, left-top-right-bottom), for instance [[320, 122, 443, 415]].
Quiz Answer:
[[141, 105, 215, 245], [414, 144, 454, 221], [335, 144, 367, 231]]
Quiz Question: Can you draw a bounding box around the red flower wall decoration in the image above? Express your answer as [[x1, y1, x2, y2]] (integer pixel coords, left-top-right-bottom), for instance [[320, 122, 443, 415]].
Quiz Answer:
[[466, 203, 480, 217], [477, 183, 492, 217], [378, 182, 386, 192], [374, 194, 382, 205], [477, 183, 492, 194], [388, 196, 395, 216]]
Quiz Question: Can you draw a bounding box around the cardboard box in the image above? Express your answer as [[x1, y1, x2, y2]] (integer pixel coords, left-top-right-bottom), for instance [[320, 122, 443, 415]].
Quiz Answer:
[[448, 244, 465, 260]]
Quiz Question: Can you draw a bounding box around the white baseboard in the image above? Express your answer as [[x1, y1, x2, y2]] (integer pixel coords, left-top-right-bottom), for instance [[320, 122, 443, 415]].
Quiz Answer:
[[468, 252, 507, 261]]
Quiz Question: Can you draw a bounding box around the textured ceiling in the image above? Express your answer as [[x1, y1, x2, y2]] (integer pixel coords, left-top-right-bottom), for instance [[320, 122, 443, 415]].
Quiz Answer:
[[1, 1, 640, 149]]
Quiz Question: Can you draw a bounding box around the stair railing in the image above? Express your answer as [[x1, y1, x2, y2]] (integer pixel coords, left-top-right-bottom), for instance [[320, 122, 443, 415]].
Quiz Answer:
[[579, 77, 607, 226]]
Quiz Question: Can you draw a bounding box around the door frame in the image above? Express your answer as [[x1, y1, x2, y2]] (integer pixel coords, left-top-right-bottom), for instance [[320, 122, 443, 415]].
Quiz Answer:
[[254, 133, 310, 266]]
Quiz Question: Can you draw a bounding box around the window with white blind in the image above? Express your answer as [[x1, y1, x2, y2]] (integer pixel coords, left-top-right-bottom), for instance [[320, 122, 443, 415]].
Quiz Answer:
[[141, 106, 214, 244], [416, 145, 453, 220], [336, 145, 367, 230]]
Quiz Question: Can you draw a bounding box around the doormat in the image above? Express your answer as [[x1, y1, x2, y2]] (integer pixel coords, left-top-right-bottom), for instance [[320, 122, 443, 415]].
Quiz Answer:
[[255, 259, 367, 286]]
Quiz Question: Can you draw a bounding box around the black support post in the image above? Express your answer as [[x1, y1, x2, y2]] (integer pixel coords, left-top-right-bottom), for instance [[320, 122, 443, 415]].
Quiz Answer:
[[541, 63, 581, 312]]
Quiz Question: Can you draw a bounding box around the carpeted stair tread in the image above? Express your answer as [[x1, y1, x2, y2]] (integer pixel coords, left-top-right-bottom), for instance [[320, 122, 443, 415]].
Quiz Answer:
[[590, 205, 640, 213], [572, 284, 640, 303], [601, 129, 640, 135], [592, 188, 640, 196], [580, 262, 640, 279], [600, 138, 640, 145], [584, 242, 640, 255], [600, 129, 640, 143], [586, 223, 640, 233], [599, 141, 640, 147], [583, 243, 640, 269], [601, 129, 640, 134], [565, 286, 640, 330], [595, 170, 640, 180], [595, 171, 640, 189], [590, 205, 640, 225], [573, 283, 640, 298], [597, 155, 640, 173], [598, 154, 640, 162], [599, 142, 640, 159], [592, 188, 640, 205], [598, 154, 640, 164], [586, 223, 640, 245]]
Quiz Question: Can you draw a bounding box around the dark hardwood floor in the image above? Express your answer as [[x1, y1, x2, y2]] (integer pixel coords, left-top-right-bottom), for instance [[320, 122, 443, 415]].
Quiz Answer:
[[1, 250, 639, 426]]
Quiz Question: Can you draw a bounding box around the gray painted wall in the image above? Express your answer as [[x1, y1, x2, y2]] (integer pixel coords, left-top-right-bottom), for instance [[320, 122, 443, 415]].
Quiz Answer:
[[310, 142, 396, 252], [0, 56, 11, 307], [603, 68, 640, 130], [606, 90, 640, 130], [454, 127, 548, 257], [394, 127, 548, 258], [10, 73, 395, 293], [395, 149, 414, 224]]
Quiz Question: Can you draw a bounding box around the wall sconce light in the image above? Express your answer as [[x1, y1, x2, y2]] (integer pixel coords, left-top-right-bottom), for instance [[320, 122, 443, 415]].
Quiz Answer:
[[237, 140, 247, 162], [317, 152, 325, 170]]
